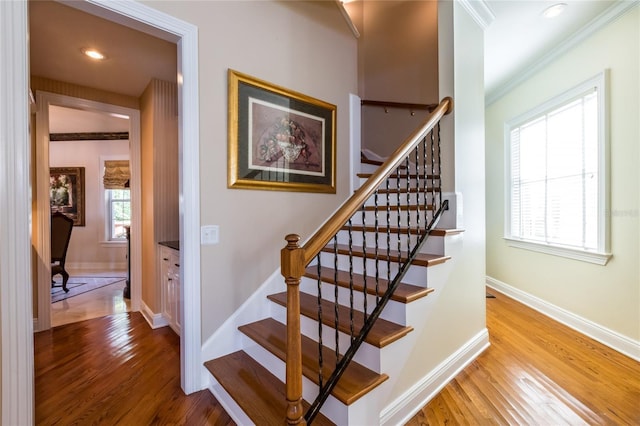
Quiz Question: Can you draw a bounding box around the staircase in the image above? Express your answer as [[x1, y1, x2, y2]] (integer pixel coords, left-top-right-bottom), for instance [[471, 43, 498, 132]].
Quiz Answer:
[[205, 98, 455, 424]]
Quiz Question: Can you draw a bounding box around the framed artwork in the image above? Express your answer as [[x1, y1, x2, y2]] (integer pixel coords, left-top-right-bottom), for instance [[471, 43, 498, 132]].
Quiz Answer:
[[228, 69, 336, 193], [49, 167, 85, 226]]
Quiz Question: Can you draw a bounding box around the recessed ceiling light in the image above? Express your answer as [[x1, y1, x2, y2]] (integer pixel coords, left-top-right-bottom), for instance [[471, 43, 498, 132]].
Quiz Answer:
[[81, 48, 107, 60], [542, 3, 567, 19]]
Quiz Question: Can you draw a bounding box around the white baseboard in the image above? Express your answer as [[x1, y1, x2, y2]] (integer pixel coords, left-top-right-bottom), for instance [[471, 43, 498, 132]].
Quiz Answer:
[[486, 276, 640, 362], [67, 262, 127, 271], [140, 301, 169, 329], [380, 328, 490, 426]]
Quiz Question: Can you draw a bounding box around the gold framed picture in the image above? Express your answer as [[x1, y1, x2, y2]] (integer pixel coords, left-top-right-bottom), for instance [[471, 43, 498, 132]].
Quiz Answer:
[[49, 166, 85, 226], [228, 69, 336, 193]]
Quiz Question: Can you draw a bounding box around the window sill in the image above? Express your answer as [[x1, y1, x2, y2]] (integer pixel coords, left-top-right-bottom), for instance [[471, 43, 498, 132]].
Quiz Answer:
[[504, 238, 612, 266], [100, 241, 127, 248]]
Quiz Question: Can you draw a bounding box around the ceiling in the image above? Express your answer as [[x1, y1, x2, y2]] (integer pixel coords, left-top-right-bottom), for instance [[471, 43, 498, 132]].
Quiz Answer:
[[484, 0, 620, 98], [31, 0, 626, 133]]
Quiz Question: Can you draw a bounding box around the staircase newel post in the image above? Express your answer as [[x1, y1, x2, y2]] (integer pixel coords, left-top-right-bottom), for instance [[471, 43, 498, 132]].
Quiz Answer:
[[281, 234, 307, 425]]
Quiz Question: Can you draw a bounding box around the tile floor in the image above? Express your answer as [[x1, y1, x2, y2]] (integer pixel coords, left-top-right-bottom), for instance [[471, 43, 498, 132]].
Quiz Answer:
[[51, 269, 131, 327]]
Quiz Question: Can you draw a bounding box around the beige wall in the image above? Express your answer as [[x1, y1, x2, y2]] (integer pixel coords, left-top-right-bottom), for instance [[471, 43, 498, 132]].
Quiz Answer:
[[388, 0, 488, 401], [486, 8, 640, 341], [140, 79, 179, 313], [141, 0, 358, 340], [360, 0, 439, 157]]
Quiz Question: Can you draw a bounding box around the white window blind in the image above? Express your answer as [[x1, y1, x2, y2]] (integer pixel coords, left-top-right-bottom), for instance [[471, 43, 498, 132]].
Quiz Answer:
[[506, 72, 610, 265]]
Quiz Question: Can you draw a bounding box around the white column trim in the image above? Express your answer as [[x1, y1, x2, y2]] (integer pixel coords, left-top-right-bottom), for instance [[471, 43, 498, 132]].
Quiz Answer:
[[78, 0, 203, 394], [0, 1, 34, 424]]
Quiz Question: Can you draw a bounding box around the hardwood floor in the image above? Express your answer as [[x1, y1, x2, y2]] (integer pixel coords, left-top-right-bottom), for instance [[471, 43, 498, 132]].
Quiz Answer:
[[35, 313, 233, 425], [406, 288, 640, 425], [35, 289, 640, 425]]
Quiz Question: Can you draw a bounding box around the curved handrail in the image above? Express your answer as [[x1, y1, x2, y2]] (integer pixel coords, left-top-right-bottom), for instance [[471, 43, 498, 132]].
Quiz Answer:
[[301, 96, 453, 264]]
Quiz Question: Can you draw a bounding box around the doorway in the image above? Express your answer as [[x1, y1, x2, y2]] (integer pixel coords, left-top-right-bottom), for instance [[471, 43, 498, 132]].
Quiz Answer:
[[1, 1, 202, 422], [35, 95, 141, 328]]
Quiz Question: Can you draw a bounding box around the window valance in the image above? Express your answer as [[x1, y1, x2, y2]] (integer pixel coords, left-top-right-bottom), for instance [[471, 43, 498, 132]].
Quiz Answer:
[[103, 160, 130, 189]]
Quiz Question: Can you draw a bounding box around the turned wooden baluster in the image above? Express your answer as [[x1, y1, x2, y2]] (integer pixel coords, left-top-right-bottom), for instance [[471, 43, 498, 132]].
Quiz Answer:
[[281, 234, 307, 425]]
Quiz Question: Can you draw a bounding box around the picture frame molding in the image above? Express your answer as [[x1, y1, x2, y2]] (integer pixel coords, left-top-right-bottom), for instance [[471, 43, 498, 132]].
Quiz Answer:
[[49, 166, 85, 226], [228, 69, 337, 193]]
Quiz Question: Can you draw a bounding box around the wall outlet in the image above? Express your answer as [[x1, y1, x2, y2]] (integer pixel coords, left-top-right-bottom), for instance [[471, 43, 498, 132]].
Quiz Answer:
[[201, 225, 219, 245]]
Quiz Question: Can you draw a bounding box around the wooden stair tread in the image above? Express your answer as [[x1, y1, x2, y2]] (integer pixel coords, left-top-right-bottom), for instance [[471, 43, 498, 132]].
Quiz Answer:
[[429, 228, 465, 237], [304, 266, 433, 303], [239, 318, 388, 405], [205, 351, 334, 426], [267, 292, 412, 347], [322, 244, 451, 268]]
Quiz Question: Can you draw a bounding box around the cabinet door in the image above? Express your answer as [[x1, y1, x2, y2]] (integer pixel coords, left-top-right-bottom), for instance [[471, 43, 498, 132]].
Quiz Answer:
[[160, 247, 173, 324], [172, 263, 181, 334]]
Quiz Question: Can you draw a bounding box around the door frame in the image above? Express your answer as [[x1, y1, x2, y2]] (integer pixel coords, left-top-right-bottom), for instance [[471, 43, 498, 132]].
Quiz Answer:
[[35, 92, 143, 330], [1, 1, 202, 423]]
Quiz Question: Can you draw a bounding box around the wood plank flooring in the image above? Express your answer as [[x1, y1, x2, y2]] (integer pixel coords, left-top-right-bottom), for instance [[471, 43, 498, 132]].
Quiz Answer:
[[35, 288, 640, 425], [34, 313, 233, 425], [406, 288, 640, 425]]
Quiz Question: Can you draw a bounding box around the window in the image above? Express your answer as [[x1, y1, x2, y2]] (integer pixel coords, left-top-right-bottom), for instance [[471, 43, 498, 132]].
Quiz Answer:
[[505, 71, 611, 265], [107, 189, 131, 241]]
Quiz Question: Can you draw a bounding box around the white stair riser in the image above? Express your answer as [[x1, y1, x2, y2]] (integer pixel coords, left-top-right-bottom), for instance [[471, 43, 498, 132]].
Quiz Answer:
[[358, 176, 442, 188], [299, 277, 409, 325], [348, 209, 438, 228], [336, 230, 441, 255], [317, 252, 438, 287], [270, 302, 384, 373], [361, 192, 436, 207]]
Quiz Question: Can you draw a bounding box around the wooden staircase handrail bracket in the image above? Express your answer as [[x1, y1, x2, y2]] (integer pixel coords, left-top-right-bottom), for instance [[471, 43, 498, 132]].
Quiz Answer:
[[280, 96, 453, 424]]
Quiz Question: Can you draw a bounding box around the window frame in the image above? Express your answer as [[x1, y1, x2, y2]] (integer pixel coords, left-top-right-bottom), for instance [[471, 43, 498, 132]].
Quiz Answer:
[[106, 188, 131, 242], [100, 155, 129, 246], [504, 70, 611, 265]]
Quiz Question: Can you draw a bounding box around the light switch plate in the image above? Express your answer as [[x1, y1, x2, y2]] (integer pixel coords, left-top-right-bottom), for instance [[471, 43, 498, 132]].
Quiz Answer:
[[201, 225, 219, 245]]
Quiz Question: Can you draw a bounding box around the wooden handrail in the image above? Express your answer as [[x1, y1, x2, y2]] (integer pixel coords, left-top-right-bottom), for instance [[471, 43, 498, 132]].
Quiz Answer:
[[282, 96, 452, 424], [361, 99, 437, 112], [302, 96, 452, 265]]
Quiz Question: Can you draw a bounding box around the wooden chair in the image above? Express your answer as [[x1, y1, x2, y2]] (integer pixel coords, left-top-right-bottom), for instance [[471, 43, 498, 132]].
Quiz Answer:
[[51, 212, 74, 293]]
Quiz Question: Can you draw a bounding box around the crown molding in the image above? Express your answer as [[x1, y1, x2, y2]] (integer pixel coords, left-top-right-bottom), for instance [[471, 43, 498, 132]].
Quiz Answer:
[[335, 0, 360, 38], [486, 0, 639, 106], [457, 0, 495, 30]]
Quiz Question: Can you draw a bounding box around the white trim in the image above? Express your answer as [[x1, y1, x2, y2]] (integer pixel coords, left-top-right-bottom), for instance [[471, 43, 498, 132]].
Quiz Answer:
[[66, 262, 128, 270], [380, 328, 490, 426], [486, 276, 640, 362], [334, 0, 360, 38], [504, 238, 612, 266], [504, 71, 610, 261], [349, 93, 362, 194], [0, 1, 34, 423], [78, 0, 202, 395], [456, 0, 495, 30], [35, 92, 143, 329], [486, 1, 639, 106], [141, 300, 170, 329]]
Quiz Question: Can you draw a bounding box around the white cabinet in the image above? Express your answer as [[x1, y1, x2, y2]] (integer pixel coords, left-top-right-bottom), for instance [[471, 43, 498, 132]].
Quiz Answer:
[[159, 244, 180, 335]]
